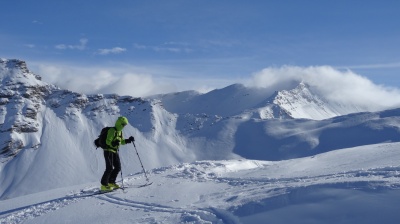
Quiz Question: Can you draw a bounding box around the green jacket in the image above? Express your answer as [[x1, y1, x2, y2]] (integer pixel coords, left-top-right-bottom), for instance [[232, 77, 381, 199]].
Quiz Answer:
[[105, 116, 129, 153]]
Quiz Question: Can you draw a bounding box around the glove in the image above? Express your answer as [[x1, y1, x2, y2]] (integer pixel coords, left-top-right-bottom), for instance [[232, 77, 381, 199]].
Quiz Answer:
[[111, 139, 120, 147], [125, 136, 135, 144]]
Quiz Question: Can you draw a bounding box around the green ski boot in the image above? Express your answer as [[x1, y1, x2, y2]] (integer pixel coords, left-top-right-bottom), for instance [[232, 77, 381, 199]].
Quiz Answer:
[[100, 184, 113, 192], [109, 183, 120, 189]]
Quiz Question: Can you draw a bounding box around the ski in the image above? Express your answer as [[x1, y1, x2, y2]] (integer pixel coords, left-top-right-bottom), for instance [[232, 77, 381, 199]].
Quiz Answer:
[[77, 188, 121, 197], [134, 182, 153, 188], [76, 182, 152, 197], [120, 182, 152, 190]]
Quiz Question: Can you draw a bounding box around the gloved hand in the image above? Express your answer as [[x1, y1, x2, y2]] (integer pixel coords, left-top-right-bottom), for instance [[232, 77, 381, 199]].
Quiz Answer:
[[111, 139, 120, 147], [125, 136, 135, 144]]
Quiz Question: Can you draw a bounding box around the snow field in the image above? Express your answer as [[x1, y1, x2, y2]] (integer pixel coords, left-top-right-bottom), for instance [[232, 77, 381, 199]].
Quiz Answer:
[[1, 142, 400, 223]]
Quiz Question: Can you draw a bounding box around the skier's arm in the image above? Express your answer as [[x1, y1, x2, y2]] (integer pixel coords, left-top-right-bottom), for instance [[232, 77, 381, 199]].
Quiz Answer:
[[120, 137, 134, 145], [125, 136, 135, 144]]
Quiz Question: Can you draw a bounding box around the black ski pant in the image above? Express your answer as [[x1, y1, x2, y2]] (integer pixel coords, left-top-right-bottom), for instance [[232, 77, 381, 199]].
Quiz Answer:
[[101, 150, 121, 186]]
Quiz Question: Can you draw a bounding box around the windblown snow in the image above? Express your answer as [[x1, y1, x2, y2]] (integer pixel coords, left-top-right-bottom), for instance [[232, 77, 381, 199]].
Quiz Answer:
[[1, 59, 400, 224]]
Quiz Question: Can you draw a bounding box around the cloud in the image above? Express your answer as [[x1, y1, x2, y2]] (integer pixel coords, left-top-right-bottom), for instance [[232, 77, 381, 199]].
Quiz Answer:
[[32, 20, 43, 25], [55, 45, 66, 50], [133, 43, 192, 53], [153, 46, 181, 53], [30, 60, 237, 97], [337, 62, 400, 70], [98, 73, 161, 96], [248, 66, 400, 111], [96, 47, 127, 55], [55, 38, 88, 50], [32, 63, 177, 97], [25, 44, 35, 48], [32, 61, 400, 112], [133, 43, 147, 49]]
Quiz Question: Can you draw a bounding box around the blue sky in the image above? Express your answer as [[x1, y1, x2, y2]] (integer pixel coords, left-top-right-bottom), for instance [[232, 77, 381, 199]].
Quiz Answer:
[[1, 0, 400, 96]]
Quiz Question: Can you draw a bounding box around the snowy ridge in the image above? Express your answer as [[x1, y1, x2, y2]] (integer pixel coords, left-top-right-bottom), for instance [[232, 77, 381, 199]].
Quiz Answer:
[[154, 82, 369, 122], [233, 107, 400, 160], [272, 82, 367, 120]]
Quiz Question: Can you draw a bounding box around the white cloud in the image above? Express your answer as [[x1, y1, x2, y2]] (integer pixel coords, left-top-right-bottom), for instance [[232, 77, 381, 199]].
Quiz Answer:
[[32, 20, 43, 25], [96, 47, 127, 55], [55, 38, 88, 50], [248, 66, 400, 111], [31, 61, 400, 112], [30, 60, 236, 97], [133, 43, 192, 53], [55, 44, 67, 50], [25, 44, 35, 48], [337, 62, 400, 70], [153, 46, 181, 53], [32, 63, 177, 97], [99, 73, 159, 96]]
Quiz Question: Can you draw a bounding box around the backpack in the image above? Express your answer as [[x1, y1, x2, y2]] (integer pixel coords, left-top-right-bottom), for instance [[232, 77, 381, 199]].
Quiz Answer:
[[94, 127, 115, 149]]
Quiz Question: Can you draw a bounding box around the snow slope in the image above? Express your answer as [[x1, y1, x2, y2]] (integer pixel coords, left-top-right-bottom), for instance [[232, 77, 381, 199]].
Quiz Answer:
[[0, 59, 196, 199], [1, 59, 400, 223], [1, 143, 400, 224], [232, 108, 400, 160]]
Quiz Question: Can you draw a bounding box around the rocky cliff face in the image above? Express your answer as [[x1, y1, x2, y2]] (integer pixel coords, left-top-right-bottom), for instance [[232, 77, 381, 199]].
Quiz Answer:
[[0, 59, 55, 159], [0, 59, 156, 161]]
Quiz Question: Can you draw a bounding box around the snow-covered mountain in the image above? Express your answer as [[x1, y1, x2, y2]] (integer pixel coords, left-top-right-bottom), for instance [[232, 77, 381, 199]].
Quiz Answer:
[[152, 81, 368, 121], [1, 59, 400, 223], [269, 82, 368, 120], [0, 59, 197, 199], [1, 58, 399, 197]]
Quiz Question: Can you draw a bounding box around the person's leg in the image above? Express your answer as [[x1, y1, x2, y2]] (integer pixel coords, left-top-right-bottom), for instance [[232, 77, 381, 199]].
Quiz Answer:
[[101, 151, 114, 186], [109, 152, 121, 184]]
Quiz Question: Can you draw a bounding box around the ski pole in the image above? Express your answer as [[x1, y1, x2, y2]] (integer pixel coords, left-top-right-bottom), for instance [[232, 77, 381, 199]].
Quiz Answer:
[[132, 142, 150, 182], [117, 151, 125, 190]]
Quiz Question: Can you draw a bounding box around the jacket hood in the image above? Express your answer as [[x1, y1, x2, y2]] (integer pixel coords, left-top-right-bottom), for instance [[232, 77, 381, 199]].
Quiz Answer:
[[115, 116, 129, 131]]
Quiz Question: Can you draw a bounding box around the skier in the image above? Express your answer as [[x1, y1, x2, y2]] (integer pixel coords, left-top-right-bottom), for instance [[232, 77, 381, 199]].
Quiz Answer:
[[100, 116, 135, 191]]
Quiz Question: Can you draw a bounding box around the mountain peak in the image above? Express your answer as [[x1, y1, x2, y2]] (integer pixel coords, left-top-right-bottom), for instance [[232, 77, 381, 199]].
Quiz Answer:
[[0, 59, 43, 83], [1, 59, 31, 75], [297, 81, 308, 89], [270, 82, 363, 120]]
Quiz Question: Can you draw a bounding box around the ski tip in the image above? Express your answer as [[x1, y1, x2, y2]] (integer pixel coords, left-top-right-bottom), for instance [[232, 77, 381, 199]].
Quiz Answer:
[[136, 182, 153, 188]]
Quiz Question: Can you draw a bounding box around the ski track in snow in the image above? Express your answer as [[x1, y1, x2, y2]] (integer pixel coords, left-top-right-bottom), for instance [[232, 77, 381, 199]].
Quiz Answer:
[[96, 194, 223, 223], [0, 184, 226, 224], [0, 196, 79, 224], [2, 160, 400, 224]]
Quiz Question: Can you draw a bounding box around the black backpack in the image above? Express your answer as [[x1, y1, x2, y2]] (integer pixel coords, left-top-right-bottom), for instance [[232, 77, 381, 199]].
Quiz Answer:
[[94, 127, 115, 149]]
